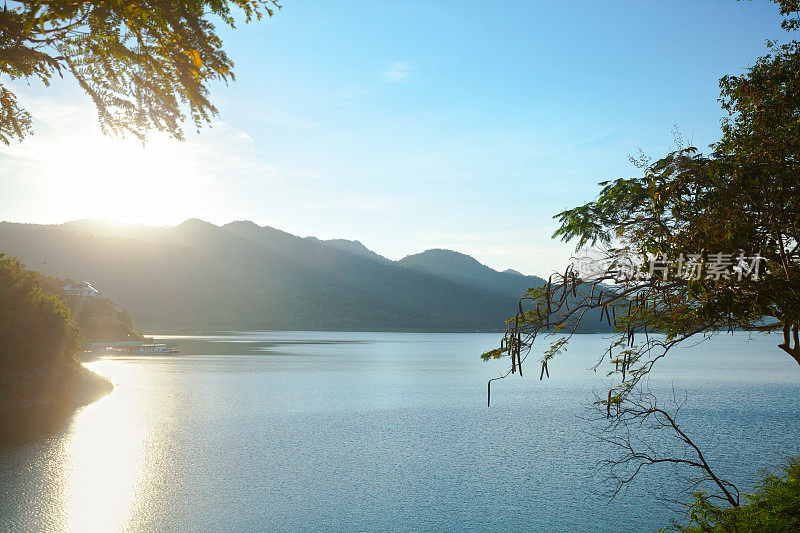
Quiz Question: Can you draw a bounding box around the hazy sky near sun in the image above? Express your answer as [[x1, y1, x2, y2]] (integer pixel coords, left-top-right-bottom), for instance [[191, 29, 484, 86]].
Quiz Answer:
[[0, 0, 788, 276]]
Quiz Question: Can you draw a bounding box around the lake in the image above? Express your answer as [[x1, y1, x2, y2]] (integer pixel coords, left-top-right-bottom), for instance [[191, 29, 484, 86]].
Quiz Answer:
[[1, 331, 798, 532]]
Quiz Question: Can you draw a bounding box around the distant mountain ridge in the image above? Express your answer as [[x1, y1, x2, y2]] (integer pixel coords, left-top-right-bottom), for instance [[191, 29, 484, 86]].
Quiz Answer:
[[322, 238, 391, 263], [0, 219, 606, 333], [398, 249, 539, 298]]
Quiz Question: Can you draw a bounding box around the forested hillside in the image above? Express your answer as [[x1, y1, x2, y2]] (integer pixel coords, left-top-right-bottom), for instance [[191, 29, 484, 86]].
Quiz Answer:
[[0, 220, 609, 333], [0, 256, 111, 417], [37, 275, 146, 346]]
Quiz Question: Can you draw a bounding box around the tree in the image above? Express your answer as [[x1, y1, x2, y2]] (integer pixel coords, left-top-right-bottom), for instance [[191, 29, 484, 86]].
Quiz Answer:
[[483, 0, 800, 509], [0, 254, 78, 372], [595, 388, 741, 509], [0, 0, 280, 144], [673, 457, 800, 532], [0, 254, 110, 415]]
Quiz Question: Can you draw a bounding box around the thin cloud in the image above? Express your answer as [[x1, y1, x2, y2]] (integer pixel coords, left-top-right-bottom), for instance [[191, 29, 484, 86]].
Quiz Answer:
[[382, 61, 411, 83]]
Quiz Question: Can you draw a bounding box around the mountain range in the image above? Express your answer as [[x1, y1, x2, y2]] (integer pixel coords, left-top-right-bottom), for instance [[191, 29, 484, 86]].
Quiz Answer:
[[0, 219, 606, 333]]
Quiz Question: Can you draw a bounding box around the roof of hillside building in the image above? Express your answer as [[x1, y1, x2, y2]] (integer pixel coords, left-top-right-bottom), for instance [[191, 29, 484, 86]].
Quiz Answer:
[[63, 281, 99, 293]]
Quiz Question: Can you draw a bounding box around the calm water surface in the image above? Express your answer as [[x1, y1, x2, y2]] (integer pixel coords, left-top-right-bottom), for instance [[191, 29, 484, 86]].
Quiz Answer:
[[1, 331, 798, 532]]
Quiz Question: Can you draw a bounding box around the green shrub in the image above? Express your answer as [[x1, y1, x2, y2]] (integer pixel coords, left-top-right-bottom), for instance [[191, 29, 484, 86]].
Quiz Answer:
[[673, 458, 800, 532]]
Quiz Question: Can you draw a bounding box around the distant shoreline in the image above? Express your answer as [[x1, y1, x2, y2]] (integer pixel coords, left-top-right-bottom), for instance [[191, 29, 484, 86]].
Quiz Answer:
[[144, 327, 508, 335], [142, 328, 612, 336]]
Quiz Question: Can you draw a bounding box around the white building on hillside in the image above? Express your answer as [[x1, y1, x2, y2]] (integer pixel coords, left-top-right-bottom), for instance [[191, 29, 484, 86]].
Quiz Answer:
[[63, 281, 99, 301]]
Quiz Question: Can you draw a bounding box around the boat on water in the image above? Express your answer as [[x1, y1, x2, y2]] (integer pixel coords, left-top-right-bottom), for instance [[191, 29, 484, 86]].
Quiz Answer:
[[138, 343, 180, 355], [90, 341, 180, 355]]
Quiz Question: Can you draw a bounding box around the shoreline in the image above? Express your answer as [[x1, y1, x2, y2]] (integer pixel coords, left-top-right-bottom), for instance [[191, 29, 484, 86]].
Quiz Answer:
[[0, 366, 112, 445]]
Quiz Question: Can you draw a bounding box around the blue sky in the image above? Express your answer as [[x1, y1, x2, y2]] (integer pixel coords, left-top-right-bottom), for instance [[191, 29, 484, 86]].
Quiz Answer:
[[0, 0, 788, 275]]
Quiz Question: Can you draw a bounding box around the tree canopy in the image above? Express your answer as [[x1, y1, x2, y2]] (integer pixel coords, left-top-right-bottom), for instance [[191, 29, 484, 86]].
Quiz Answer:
[[0, 0, 280, 144], [0, 254, 77, 369], [484, 29, 800, 394], [674, 457, 800, 532], [483, 0, 800, 508], [0, 254, 81, 409]]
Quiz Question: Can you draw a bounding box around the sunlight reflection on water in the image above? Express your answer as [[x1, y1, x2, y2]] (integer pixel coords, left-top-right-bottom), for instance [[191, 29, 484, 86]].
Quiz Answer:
[[61, 362, 146, 531], [1, 332, 798, 532]]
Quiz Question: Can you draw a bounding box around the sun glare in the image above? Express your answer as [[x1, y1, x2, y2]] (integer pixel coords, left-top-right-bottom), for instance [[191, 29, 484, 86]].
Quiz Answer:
[[59, 361, 146, 532], [39, 135, 210, 225]]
